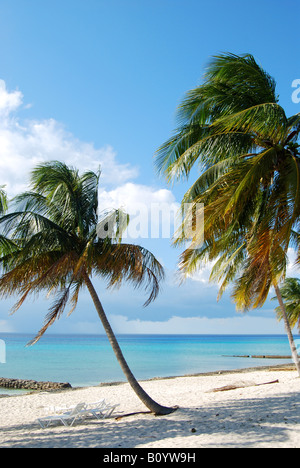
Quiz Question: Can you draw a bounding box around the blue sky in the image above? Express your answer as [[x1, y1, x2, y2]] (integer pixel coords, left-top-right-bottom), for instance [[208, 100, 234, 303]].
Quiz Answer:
[[0, 0, 299, 336]]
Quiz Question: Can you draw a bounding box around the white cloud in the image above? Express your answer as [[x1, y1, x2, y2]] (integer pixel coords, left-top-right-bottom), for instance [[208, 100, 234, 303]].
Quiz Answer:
[[0, 320, 15, 333], [99, 183, 177, 213], [98, 183, 180, 241], [286, 247, 300, 277], [101, 314, 285, 335], [0, 80, 23, 117], [187, 260, 217, 285], [0, 79, 179, 241], [0, 80, 139, 197], [43, 312, 285, 335]]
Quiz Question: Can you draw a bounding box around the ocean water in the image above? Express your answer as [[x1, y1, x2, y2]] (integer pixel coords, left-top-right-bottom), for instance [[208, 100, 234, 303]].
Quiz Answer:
[[0, 334, 298, 393]]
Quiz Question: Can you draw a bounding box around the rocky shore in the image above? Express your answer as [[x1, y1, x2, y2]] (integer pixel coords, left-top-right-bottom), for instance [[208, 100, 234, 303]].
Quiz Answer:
[[0, 377, 72, 391]]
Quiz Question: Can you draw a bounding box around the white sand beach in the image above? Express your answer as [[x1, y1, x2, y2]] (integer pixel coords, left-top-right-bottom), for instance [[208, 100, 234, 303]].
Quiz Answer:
[[0, 367, 299, 448]]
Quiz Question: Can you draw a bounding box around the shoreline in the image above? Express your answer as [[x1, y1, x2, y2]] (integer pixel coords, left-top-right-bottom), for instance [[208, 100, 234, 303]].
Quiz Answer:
[[99, 361, 296, 388], [0, 362, 295, 395], [141, 361, 296, 381]]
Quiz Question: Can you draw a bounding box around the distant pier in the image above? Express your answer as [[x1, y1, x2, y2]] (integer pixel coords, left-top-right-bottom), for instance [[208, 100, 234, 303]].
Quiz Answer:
[[224, 355, 294, 359]]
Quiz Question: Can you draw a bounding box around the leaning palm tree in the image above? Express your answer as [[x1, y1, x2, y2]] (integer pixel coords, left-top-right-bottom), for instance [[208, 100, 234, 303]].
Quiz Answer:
[[156, 53, 300, 375], [0, 161, 176, 415], [272, 278, 300, 332]]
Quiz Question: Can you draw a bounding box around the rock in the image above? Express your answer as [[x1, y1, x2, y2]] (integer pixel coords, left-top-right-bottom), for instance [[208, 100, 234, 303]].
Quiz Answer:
[[0, 377, 72, 391]]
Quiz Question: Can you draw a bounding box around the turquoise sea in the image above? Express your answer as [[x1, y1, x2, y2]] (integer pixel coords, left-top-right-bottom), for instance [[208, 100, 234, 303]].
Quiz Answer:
[[0, 334, 298, 393]]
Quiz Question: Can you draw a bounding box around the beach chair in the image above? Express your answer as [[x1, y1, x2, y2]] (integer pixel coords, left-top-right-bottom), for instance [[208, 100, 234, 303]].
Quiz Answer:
[[85, 400, 119, 419], [37, 402, 86, 428], [100, 402, 119, 419]]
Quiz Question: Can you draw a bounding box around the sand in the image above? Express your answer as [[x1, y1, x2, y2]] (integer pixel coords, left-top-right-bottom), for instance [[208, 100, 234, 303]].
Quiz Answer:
[[0, 367, 299, 448]]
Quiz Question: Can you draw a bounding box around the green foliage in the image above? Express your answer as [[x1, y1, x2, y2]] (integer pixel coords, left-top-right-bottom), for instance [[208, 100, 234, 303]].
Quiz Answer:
[[0, 161, 164, 344], [272, 278, 300, 331], [156, 53, 300, 312]]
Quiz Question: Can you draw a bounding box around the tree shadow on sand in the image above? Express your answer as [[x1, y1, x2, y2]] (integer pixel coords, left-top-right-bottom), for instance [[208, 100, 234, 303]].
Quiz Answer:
[[1, 392, 299, 448]]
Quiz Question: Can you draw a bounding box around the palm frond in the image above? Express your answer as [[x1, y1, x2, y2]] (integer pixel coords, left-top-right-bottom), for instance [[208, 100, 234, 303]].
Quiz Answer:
[[271, 277, 300, 331], [27, 285, 72, 345], [0, 161, 165, 341], [211, 103, 288, 143], [177, 53, 277, 126], [93, 242, 165, 307]]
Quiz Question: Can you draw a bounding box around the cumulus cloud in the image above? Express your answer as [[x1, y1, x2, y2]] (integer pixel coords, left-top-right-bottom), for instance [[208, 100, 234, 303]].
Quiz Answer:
[[0, 80, 23, 117], [187, 260, 217, 285], [0, 80, 139, 197], [99, 183, 180, 241], [105, 314, 285, 335], [286, 247, 300, 277], [0, 320, 15, 333], [99, 183, 177, 212], [40, 309, 284, 335], [0, 78, 180, 243]]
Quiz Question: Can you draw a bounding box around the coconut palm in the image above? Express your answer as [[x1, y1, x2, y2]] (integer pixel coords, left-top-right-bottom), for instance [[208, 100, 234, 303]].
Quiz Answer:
[[156, 53, 300, 374], [0, 161, 176, 415], [272, 278, 300, 332]]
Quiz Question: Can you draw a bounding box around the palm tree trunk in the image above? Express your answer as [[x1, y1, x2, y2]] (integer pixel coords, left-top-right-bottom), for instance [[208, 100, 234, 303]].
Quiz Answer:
[[83, 271, 177, 415], [274, 283, 300, 377]]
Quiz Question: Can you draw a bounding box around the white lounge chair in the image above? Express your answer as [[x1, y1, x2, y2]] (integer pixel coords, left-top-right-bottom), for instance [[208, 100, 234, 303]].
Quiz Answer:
[[85, 400, 119, 419], [100, 402, 119, 419], [37, 402, 86, 428]]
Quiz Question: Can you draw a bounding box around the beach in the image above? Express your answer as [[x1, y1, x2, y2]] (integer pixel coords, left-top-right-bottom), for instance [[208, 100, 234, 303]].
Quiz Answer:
[[0, 366, 299, 448]]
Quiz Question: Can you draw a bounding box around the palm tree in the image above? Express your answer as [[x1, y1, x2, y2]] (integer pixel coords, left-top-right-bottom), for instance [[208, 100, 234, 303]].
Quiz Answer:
[[272, 278, 300, 332], [156, 53, 300, 375], [0, 161, 176, 415]]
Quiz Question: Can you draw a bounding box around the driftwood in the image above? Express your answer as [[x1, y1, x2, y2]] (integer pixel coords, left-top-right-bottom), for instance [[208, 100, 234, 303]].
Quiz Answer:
[[207, 379, 279, 393]]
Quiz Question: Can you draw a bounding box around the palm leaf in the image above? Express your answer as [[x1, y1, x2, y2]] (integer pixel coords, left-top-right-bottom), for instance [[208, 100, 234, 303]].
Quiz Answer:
[[0, 161, 165, 343]]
